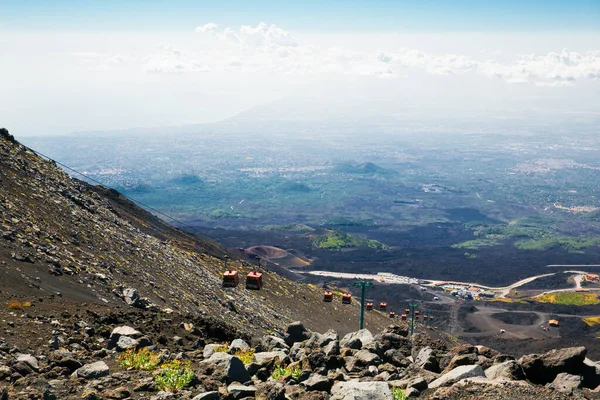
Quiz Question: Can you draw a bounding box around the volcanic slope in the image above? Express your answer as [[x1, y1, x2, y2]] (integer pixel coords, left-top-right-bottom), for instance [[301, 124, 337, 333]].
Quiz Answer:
[[0, 131, 390, 337]]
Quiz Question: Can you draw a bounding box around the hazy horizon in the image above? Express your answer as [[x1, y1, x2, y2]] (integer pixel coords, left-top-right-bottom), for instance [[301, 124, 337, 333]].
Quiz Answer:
[[1, 0, 599, 137]]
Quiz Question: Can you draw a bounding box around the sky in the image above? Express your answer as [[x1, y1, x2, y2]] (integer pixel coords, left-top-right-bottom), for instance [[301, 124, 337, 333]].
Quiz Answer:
[[1, 0, 599, 136]]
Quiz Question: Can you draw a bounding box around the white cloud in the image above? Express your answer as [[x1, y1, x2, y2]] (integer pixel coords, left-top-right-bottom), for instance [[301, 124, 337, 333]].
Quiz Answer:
[[72, 23, 600, 86], [478, 49, 600, 86], [217, 22, 298, 48], [142, 45, 208, 73], [195, 23, 218, 34]]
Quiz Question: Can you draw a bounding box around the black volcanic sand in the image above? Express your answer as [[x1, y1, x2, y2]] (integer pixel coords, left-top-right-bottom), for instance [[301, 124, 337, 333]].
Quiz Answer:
[[518, 272, 575, 290], [491, 311, 539, 326], [189, 223, 600, 287]]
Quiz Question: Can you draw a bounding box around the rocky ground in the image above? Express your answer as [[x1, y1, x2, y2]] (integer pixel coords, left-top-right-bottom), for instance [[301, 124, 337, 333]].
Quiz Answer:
[[2, 314, 600, 399]]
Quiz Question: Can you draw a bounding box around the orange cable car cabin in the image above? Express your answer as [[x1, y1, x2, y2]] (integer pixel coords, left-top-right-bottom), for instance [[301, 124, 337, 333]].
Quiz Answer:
[[245, 271, 263, 290], [323, 291, 333, 302], [405, 308, 410, 314], [389, 311, 396, 318], [222, 270, 239, 287], [379, 302, 387, 311], [342, 293, 352, 304], [366, 302, 374, 310], [401, 314, 407, 320]]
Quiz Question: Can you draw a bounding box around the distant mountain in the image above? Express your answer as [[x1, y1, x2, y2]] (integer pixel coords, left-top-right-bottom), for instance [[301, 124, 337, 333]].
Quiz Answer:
[[333, 161, 397, 175]]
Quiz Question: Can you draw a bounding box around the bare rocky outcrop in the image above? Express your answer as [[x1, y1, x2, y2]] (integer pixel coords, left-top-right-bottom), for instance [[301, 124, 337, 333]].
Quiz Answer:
[[0, 318, 599, 399]]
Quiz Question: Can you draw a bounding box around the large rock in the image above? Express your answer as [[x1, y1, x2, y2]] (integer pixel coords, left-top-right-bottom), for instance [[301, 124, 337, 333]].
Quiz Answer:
[[260, 336, 289, 352], [192, 392, 219, 400], [428, 365, 485, 389], [581, 358, 600, 389], [284, 322, 311, 346], [353, 350, 382, 367], [340, 330, 374, 349], [229, 339, 250, 354], [384, 349, 410, 368], [414, 347, 439, 373], [549, 372, 583, 393], [330, 381, 392, 400], [253, 351, 287, 369], [445, 353, 479, 371], [202, 352, 250, 384], [518, 346, 586, 384], [16, 354, 39, 371], [485, 360, 525, 381], [319, 330, 339, 348], [123, 287, 142, 307], [203, 344, 224, 359], [74, 361, 110, 380], [323, 340, 340, 357], [108, 326, 141, 349], [302, 374, 333, 392], [373, 333, 408, 354], [227, 384, 257, 400], [116, 336, 139, 352]]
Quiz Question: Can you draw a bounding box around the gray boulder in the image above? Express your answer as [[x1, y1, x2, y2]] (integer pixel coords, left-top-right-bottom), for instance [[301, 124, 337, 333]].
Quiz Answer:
[[203, 344, 224, 358], [414, 347, 439, 373], [73, 361, 110, 380], [253, 351, 287, 368], [354, 350, 382, 367], [319, 330, 339, 347], [485, 360, 525, 381], [227, 384, 256, 400], [123, 287, 142, 307], [323, 340, 340, 357], [428, 365, 485, 389], [341, 329, 374, 349], [108, 326, 141, 349], [116, 336, 139, 352], [518, 346, 586, 384], [284, 321, 311, 346], [16, 354, 39, 371], [229, 339, 250, 354], [202, 352, 250, 384], [302, 374, 333, 391], [549, 372, 583, 393], [260, 336, 289, 352], [331, 381, 392, 400], [192, 392, 220, 400]]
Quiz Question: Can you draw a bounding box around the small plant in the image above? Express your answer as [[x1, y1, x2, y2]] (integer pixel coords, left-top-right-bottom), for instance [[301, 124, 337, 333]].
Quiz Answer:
[[154, 360, 195, 393], [271, 365, 302, 381], [8, 300, 23, 310], [22, 301, 31, 307], [233, 349, 255, 365], [117, 348, 162, 371], [391, 387, 407, 400]]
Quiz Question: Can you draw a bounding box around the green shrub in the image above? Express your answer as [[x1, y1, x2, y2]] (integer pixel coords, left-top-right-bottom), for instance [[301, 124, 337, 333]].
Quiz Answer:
[[272, 365, 302, 381], [117, 348, 162, 371], [233, 349, 255, 365], [154, 360, 195, 393], [391, 387, 407, 400]]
